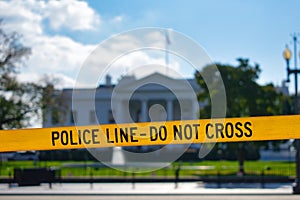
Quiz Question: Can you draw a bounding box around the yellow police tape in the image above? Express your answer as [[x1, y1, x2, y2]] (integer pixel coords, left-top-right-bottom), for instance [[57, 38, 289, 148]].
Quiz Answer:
[[1, 115, 300, 152]]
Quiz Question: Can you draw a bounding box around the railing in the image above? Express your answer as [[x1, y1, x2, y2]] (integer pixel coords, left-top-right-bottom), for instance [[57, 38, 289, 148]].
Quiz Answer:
[[0, 161, 296, 188]]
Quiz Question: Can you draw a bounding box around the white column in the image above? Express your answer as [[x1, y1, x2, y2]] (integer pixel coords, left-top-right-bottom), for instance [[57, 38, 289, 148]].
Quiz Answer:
[[192, 100, 199, 119], [113, 99, 123, 123], [141, 100, 148, 122], [167, 99, 173, 121]]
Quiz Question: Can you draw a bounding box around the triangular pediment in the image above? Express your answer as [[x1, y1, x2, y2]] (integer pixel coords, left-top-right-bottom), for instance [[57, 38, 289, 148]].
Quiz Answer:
[[116, 72, 193, 92]]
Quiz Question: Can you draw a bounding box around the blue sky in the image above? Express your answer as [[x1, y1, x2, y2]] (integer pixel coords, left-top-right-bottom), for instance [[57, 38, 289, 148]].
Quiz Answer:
[[1, 0, 300, 92], [88, 0, 300, 88]]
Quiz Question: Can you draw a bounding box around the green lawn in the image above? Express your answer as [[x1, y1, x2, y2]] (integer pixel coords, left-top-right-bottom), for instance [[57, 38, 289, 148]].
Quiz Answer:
[[0, 160, 296, 178]]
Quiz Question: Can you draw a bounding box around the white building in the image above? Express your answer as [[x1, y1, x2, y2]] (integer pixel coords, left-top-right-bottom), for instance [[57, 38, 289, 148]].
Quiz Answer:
[[43, 72, 202, 127], [41, 73, 296, 162]]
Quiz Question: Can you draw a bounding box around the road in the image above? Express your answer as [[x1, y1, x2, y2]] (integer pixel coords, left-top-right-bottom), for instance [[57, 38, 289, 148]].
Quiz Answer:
[[0, 195, 299, 200]]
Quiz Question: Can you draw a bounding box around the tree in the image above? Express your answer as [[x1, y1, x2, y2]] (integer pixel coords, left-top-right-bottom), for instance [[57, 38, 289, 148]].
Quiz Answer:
[[0, 21, 40, 129], [38, 75, 68, 126], [195, 58, 289, 175]]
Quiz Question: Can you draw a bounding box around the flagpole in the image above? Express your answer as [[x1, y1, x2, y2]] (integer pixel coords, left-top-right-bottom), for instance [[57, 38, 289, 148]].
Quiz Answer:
[[165, 30, 169, 76]]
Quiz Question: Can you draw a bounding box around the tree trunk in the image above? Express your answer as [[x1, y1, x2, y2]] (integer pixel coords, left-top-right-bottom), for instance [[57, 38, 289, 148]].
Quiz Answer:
[[237, 143, 246, 176]]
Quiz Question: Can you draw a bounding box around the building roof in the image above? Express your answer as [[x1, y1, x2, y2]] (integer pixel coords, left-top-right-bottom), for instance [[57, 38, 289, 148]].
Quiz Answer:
[[61, 72, 201, 101]]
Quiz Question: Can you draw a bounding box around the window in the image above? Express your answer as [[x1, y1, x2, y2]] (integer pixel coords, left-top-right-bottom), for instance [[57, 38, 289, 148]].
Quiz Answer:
[[70, 110, 77, 124], [89, 110, 97, 124], [109, 110, 115, 123]]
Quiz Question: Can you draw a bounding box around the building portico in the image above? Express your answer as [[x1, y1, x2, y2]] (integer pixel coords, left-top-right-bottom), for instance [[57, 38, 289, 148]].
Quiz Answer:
[[43, 72, 202, 127], [111, 73, 201, 124]]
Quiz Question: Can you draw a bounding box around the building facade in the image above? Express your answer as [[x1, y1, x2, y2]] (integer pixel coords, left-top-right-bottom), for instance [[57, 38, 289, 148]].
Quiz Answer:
[[41, 73, 296, 162], [43, 73, 202, 127]]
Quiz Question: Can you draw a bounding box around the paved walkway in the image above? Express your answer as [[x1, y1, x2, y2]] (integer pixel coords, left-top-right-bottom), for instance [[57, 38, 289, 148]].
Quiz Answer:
[[0, 182, 294, 195]]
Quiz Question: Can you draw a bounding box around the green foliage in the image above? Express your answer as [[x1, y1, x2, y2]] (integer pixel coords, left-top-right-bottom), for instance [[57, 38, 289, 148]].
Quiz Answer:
[[195, 58, 291, 173], [0, 160, 295, 178], [37, 76, 68, 126], [0, 20, 65, 129], [196, 58, 286, 118], [0, 21, 41, 129]]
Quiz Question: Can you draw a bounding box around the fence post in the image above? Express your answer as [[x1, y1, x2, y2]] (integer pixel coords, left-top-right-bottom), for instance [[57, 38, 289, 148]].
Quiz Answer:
[[174, 165, 180, 189], [261, 169, 265, 188], [8, 171, 11, 188], [217, 170, 221, 188], [90, 168, 93, 189], [132, 171, 135, 189]]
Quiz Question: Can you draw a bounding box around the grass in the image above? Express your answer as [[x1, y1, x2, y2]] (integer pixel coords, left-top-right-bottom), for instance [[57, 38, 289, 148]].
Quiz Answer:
[[0, 160, 296, 178]]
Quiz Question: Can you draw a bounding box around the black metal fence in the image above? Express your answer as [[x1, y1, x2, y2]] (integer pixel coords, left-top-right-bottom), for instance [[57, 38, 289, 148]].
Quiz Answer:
[[0, 162, 295, 188]]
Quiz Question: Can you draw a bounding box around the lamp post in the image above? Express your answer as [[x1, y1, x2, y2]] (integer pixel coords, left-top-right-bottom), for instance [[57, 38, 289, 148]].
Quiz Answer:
[[283, 33, 300, 194]]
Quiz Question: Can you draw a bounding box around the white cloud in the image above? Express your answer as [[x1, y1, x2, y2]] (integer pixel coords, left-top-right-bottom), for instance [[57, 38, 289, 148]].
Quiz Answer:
[[74, 30, 182, 87], [26, 34, 95, 72], [45, 0, 101, 31], [0, 0, 99, 88], [0, 0, 183, 91], [110, 50, 181, 80], [0, 1, 188, 128], [0, 0, 44, 35], [111, 15, 124, 23], [18, 72, 76, 90], [0, 0, 100, 34]]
